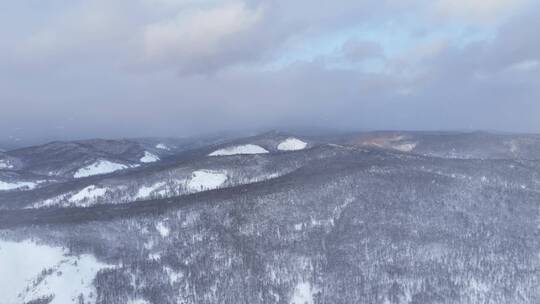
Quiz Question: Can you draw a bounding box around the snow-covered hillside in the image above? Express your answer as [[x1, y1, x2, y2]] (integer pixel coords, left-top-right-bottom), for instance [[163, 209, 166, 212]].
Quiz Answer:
[[0, 239, 110, 304], [74, 160, 130, 178], [3, 139, 165, 179], [0, 159, 14, 169], [69, 185, 108, 205], [187, 170, 228, 192], [2, 131, 540, 303], [209, 144, 269, 156], [136, 182, 168, 200], [140, 152, 160, 163], [277, 138, 307, 151], [155, 143, 170, 151], [0, 180, 39, 191]]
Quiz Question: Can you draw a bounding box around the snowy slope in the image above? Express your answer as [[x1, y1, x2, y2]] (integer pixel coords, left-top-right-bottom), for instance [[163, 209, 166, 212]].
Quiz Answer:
[[0, 239, 110, 304], [209, 144, 269, 156], [31, 166, 279, 208], [291, 282, 318, 304], [136, 182, 168, 200], [3, 131, 540, 304], [156, 222, 170, 238], [0, 180, 39, 191], [68, 185, 108, 204], [155, 143, 170, 151], [277, 138, 307, 151], [140, 151, 160, 163], [187, 170, 228, 191], [0, 159, 13, 169], [74, 160, 129, 178], [392, 142, 417, 152]]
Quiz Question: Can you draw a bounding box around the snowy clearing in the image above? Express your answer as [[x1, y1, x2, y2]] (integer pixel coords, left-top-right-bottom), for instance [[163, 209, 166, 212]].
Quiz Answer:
[[187, 170, 228, 191], [74, 160, 129, 178], [0, 159, 14, 169], [0, 239, 111, 304], [140, 151, 160, 163], [393, 143, 417, 152], [290, 281, 318, 304], [128, 299, 151, 304], [68, 185, 108, 205], [155, 143, 170, 151], [278, 138, 307, 151], [156, 222, 170, 237], [136, 181, 167, 200], [209, 144, 269, 156], [0, 180, 38, 191]]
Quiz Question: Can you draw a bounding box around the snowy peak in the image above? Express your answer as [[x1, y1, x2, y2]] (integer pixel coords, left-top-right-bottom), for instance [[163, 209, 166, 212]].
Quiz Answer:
[[219, 131, 311, 154], [277, 138, 308, 151], [209, 144, 269, 156]]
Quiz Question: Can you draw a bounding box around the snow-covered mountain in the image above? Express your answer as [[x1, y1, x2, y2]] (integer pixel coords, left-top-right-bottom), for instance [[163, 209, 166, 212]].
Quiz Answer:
[[1, 131, 540, 304], [3, 139, 151, 178], [0, 134, 319, 209], [345, 131, 540, 159]]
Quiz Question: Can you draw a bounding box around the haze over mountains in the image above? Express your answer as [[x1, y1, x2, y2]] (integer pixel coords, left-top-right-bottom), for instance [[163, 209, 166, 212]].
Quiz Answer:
[[2, 1, 539, 303], [2, 130, 540, 304], [2, 1, 540, 140]]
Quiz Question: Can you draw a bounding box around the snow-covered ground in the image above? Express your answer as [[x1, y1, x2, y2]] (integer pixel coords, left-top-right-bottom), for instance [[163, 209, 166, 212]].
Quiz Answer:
[[155, 143, 170, 151], [33, 193, 69, 208], [136, 181, 168, 200], [0, 239, 111, 304], [393, 143, 417, 152], [209, 144, 269, 156], [128, 299, 150, 304], [0, 159, 14, 169], [156, 222, 170, 237], [68, 185, 108, 205], [290, 281, 318, 304], [33, 185, 109, 208], [31, 167, 287, 209], [507, 140, 519, 156], [277, 138, 307, 151], [140, 151, 160, 163], [187, 170, 228, 191], [0, 180, 39, 191], [74, 160, 129, 178]]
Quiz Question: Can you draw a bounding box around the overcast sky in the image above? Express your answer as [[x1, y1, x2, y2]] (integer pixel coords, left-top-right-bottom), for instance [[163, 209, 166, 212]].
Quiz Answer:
[[1, 0, 539, 141]]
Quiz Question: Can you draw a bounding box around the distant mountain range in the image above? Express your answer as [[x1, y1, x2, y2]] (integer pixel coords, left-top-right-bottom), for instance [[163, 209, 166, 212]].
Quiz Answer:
[[1, 131, 540, 304]]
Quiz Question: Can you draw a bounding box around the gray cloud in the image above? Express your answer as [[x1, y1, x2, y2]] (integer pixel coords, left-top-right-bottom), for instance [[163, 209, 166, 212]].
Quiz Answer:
[[341, 39, 385, 62], [0, 1, 539, 144]]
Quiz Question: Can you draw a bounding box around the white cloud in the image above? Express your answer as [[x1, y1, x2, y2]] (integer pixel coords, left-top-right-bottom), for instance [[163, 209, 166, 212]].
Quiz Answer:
[[140, 0, 210, 9], [508, 59, 540, 72], [432, 0, 533, 23], [13, 1, 135, 64], [142, 2, 264, 71]]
